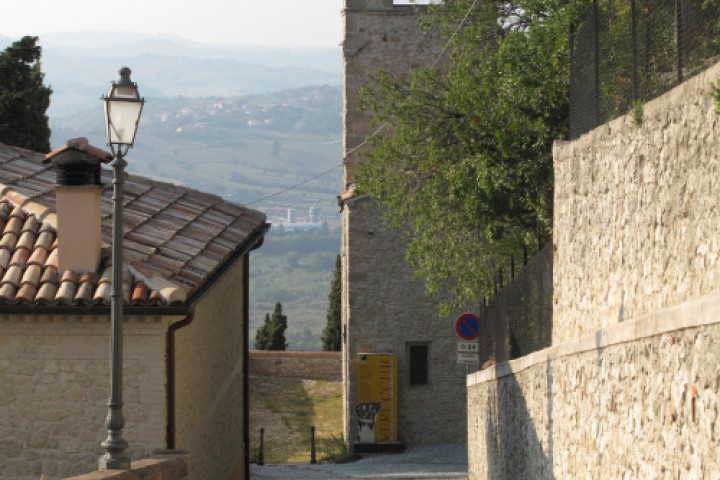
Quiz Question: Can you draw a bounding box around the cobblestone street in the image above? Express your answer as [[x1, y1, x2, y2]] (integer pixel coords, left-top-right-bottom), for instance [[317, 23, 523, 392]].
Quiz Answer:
[[251, 444, 468, 480]]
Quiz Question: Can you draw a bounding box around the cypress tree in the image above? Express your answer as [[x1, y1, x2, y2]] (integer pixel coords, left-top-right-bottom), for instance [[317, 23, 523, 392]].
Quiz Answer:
[[321, 255, 342, 351], [254, 302, 288, 351]]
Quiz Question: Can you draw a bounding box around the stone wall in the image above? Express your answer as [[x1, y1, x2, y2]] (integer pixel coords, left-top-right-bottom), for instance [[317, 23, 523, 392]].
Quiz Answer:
[[342, 197, 468, 447], [65, 456, 188, 480], [342, 0, 442, 186], [342, 0, 468, 450], [553, 61, 720, 344], [467, 61, 720, 479], [173, 257, 247, 480], [0, 315, 170, 480], [249, 351, 341, 381], [467, 294, 720, 479]]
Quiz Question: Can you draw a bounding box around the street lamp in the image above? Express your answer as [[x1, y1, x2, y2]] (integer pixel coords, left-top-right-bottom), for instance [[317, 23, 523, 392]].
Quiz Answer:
[[99, 67, 144, 470]]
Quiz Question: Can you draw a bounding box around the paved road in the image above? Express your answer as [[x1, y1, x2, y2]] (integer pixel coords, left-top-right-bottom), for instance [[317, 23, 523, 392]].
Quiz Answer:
[[250, 444, 468, 480]]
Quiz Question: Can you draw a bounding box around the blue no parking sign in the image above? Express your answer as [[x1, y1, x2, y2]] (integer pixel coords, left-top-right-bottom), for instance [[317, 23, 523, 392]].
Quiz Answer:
[[454, 313, 480, 341]]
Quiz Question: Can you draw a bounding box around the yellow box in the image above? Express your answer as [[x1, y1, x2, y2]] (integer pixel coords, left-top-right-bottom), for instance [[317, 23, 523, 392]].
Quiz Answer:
[[356, 353, 398, 443]]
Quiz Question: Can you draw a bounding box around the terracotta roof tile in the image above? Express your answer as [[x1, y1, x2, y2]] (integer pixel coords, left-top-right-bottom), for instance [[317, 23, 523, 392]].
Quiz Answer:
[[16, 283, 37, 303], [0, 249, 11, 269], [3, 265, 22, 287], [55, 275, 77, 304], [10, 248, 29, 268], [28, 247, 47, 266], [0, 283, 17, 302], [74, 278, 95, 304], [36, 229, 53, 250], [131, 281, 148, 304], [41, 265, 58, 284], [36, 281, 58, 304], [1, 234, 18, 251], [21, 264, 42, 287], [5, 216, 23, 236], [16, 231, 36, 251], [0, 142, 268, 309], [44, 248, 58, 269]]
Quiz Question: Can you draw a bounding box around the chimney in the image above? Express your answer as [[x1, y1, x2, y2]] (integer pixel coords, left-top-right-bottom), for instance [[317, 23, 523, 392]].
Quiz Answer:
[[45, 137, 111, 274]]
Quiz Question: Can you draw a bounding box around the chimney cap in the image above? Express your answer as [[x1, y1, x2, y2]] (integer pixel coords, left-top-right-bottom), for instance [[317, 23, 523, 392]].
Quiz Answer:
[[44, 138, 109, 187], [44, 137, 113, 165]]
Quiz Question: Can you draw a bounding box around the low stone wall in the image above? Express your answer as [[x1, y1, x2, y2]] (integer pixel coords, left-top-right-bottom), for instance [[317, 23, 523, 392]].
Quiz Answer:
[[467, 294, 720, 479], [64, 457, 188, 480], [249, 350, 341, 381]]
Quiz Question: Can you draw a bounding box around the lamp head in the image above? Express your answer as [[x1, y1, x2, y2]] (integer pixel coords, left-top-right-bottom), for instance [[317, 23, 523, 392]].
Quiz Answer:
[[102, 67, 144, 157]]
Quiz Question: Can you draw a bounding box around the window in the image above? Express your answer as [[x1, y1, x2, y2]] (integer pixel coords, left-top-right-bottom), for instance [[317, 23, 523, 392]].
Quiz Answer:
[[408, 343, 430, 385]]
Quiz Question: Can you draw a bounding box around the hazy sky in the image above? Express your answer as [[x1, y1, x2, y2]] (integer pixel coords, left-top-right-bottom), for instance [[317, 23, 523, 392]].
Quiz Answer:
[[1, 0, 344, 48]]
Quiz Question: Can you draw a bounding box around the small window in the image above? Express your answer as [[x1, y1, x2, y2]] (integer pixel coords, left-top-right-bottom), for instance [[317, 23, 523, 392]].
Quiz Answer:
[[408, 343, 429, 385]]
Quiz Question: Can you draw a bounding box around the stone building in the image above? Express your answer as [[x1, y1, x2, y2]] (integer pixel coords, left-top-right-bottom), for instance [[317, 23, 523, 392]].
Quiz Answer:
[[0, 140, 269, 480], [340, 0, 468, 450]]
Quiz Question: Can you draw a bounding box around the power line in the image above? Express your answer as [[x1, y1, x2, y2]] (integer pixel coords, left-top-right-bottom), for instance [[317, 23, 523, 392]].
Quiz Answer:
[[430, 0, 478, 69], [247, 1, 480, 206], [245, 162, 342, 207]]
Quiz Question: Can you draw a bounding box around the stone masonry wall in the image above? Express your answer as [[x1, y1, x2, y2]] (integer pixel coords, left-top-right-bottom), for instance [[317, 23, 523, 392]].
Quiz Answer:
[[249, 351, 341, 381], [0, 315, 168, 480], [553, 61, 720, 343], [467, 61, 720, 479], [342, 197, 468, 447], [342, 0, 442, 186], [467, 296, 720, 479], [342, 0, 466, 450]]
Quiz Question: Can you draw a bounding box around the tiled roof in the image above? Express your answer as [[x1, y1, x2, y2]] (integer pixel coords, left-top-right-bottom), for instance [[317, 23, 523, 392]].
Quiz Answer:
[[0, 142, 268, 308]]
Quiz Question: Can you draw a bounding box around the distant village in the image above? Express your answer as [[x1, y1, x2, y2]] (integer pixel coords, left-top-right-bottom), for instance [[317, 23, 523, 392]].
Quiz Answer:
[[268, 205, 339, 232]]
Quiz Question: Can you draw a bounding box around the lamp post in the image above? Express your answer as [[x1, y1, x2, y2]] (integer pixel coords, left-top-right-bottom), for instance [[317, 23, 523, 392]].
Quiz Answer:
[[99, 67, 144, 470]]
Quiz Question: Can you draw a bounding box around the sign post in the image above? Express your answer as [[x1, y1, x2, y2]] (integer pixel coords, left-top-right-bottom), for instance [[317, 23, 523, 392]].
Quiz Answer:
[[454, 313, 480, 365]]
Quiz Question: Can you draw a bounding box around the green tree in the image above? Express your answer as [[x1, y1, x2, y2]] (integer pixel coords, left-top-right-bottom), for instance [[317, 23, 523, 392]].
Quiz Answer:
[[0, 36, 52, 152], [254, 302, 288, 350], [321, 254, 342, 351], [356, 0, 583, 314], [254, 313, 273, 350]]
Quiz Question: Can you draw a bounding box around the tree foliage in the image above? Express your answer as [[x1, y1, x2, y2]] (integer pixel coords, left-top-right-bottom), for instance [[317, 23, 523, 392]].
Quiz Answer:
[[254, 302, 289, 350], [356, 0, 583, 314], [0, 36, 52, 152], [321, 254, 342, 351]]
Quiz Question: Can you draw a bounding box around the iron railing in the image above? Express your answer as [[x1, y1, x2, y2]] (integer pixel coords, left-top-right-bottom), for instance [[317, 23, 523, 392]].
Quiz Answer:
[[478, 245, 553, 365], [569, 0, 720, 139]]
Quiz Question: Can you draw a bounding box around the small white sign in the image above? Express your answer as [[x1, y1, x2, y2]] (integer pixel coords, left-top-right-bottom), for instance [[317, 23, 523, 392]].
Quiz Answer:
[[457, 341, 479, 353], [457, 352, 479, 364]]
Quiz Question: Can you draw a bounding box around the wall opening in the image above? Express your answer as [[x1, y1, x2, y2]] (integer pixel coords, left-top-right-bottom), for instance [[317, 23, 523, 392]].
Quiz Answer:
[[407, 343, 430, 385]]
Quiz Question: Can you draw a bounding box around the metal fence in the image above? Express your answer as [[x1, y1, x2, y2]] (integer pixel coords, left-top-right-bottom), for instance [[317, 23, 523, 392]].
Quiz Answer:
[[477, 245, 553, 365], [569, 0, 720, 139]]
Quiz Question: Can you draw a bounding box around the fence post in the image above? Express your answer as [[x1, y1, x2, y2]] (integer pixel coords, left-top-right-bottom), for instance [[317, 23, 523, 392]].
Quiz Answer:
[[310, 426, 317, 464], [630, 0, 639, 100], [592, 0, 601, 128], [675, 0, 684, 83], [258, 428, 265, 466]]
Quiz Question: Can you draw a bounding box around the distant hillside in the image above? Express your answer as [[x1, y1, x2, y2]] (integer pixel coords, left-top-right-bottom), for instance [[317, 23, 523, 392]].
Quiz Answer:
[[51, 85, 343, 350], [51, 84, 342, 216], [0, 32, 341, 117], [30, 32, 346, 350]]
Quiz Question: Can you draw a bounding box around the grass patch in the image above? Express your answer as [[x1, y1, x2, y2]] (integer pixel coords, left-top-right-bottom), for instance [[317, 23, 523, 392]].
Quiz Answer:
[[249, 375, 344, 464]]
